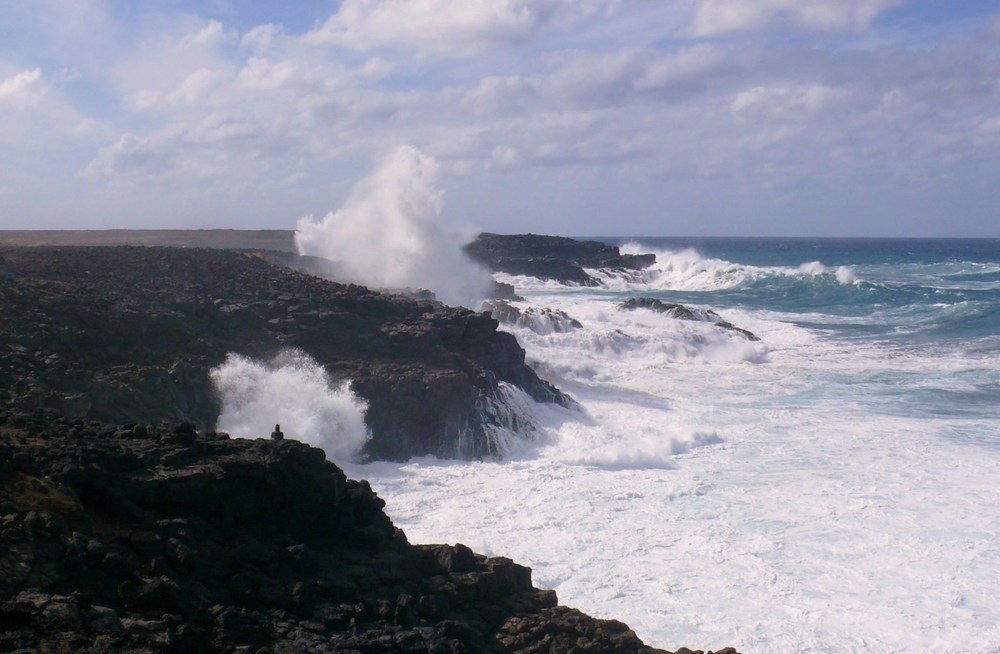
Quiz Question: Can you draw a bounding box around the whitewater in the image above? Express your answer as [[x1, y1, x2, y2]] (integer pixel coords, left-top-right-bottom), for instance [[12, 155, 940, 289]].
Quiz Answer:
[[343, 237, 1000, 653]]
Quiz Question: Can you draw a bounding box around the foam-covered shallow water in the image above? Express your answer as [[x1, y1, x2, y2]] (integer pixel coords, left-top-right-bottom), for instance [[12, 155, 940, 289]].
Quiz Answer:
[[352, 238, 1000, 652]]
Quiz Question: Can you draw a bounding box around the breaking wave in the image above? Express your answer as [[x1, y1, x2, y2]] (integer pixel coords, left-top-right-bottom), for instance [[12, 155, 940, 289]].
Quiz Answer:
[[210, 350, 370, 463], [468, 382, 546, 460]]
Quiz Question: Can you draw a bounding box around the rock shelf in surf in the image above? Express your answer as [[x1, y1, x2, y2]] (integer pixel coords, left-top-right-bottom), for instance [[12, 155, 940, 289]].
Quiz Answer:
[[482, 300, 583, 335], [0, 409, 744, 653], [463, 233, 656, 286], [0, 246, 567, 461], [619, 297, 760, 341]]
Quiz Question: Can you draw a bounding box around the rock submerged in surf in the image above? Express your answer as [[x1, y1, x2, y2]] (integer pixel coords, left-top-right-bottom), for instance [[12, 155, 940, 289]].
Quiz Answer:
[[483, 300, 583, 335], [0, 245, 569, 462], [619, 297, 760, 341]]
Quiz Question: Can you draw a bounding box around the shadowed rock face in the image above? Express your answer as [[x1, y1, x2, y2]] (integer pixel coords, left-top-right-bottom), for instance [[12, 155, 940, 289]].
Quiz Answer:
[[463, 233, 655, 286], [0, 410, 742, 653], [0, 246, 567, 461]]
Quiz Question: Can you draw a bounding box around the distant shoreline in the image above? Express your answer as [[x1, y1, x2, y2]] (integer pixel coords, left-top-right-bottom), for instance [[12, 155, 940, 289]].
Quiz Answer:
[[2, 230, 996, 250], [0, 229, 298, 252]]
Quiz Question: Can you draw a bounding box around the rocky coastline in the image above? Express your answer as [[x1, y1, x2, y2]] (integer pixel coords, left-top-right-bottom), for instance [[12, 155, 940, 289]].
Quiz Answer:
[[0, 246, 565, 462], [0, 238, 742, 653], [1, 409, 742, 653]]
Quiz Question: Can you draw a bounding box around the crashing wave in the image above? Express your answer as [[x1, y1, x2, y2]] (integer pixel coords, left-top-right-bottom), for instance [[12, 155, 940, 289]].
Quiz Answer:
[[454, 382, 543, 460]]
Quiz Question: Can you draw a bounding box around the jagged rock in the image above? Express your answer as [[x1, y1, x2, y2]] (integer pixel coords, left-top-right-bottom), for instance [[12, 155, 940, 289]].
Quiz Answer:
[[488, 281, 525, 302], [619, 298, 760, 341], [0, 246, 570, 461], [0, 411, 742, 653], [483, 301, 583, 335], [464, 233, 656, 286]]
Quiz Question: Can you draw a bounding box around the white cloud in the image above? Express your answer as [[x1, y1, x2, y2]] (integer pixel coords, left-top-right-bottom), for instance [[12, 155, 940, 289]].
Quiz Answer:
[[305, 0, 594, 56], [730, 84, 848, 120], [84, 134, 175, 178], [3, 1, 999, 235], [117, 18, 240, 113], [241, 23, 284, 51], [0, 69, 46, 109], [181, 19, 237, 48], [0, 66, 106, 147], [690, 0, 903, 36], [131, 67, 232, 111]]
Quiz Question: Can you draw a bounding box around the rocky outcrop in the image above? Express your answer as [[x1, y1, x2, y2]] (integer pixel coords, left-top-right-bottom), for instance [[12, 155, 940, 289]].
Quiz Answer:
[[0, 246, 568, 461], [619, 298, 760, 341], [463, 233, 655, 286], [482, 301, 583, 336], [0, 410, 741, 653]]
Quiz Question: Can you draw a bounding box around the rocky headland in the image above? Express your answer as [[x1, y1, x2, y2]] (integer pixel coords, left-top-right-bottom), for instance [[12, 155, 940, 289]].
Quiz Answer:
[[463, 233, 655, 286], [0, 239, 743, 653], [0, 246, 566, 461]]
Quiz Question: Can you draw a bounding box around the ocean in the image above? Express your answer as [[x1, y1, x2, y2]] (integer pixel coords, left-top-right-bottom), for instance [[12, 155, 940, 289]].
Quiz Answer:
[[345, 237, 1000, 653]]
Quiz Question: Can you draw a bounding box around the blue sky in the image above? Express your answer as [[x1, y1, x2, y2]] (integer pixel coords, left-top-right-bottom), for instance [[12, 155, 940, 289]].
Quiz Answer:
[[1, 0, 998, 236]]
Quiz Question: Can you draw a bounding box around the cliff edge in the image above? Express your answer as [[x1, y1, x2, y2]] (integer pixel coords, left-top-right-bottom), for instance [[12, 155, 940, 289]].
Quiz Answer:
[[0, 246, 566, 461]]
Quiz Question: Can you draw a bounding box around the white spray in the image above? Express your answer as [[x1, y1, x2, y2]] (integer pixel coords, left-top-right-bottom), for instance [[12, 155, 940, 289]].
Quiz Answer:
[[295, 145, 493, 307], [210, 350, 370, 463]]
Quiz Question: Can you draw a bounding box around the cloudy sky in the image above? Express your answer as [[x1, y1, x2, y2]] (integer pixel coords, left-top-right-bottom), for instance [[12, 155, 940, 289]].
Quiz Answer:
[[1, 0, 998, 237]]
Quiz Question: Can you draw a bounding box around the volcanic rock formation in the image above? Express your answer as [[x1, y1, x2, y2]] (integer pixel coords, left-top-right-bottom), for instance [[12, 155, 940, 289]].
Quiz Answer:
[[463, 233, 655, 286], [0, 246, 567, 461], [0, 410, 744, 653]]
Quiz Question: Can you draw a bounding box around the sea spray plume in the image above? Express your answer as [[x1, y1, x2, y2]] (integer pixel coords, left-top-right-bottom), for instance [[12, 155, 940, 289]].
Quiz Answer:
[[295, 145, 493, 307], [210, 350, 370, 462]]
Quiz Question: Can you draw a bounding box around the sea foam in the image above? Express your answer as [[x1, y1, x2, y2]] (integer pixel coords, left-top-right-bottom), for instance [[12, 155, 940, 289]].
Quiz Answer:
[[350, 239, 1000, 652]]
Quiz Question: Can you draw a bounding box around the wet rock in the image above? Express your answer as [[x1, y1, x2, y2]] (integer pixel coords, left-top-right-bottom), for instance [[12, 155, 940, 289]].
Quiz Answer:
[[619, 297, 760, 341], [482, 301, 582, 335]]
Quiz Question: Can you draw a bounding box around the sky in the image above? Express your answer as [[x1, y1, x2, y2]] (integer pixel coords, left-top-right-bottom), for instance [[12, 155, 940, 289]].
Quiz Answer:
[[1, 0, 998, 237]]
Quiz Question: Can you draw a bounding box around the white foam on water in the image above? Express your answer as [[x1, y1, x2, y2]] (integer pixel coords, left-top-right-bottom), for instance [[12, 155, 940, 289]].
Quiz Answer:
[[598, 243, 863, 292], [210, 350, 370, 463], [836, 265, 858, 284], [353, 281, 1000, 652]]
